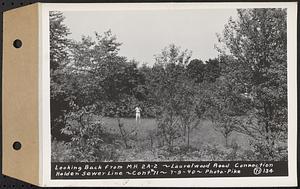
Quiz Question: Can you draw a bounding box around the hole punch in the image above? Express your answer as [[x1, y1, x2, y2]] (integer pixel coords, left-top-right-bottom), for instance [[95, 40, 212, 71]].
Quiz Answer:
[[13, 39, 22, 48], [13, 141, 22, 150]]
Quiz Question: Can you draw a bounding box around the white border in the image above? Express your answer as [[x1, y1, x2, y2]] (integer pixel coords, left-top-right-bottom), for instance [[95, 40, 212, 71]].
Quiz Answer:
[[40, 2, 298, 187]]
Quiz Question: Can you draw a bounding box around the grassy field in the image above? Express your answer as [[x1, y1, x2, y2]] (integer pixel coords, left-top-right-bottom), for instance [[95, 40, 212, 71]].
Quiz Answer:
[[52, 115, 253, 162], [99, 117, 251, 161], [102, 117, 249, 147], [101, 117, 157, 139]]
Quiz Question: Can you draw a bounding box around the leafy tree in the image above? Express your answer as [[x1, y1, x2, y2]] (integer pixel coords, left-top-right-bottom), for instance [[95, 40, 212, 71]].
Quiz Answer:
[[218, 8, 287, 160], [205, 58, 221, 82], [154, 44, 192, 67], [50, 11, 71, 70], [61, 102, 120, 162], [173, 78, 200, 150], [68, 31, 142, 116], [187, 58, 221, 83], [50, 11, 72, 141], [186, 59, 206, 83], [135, 64, 156, 117], [150, 45, 198, 151], [67, 30, 144, 148], [150, 63, 184, 151], [205, 77, 249, 147]]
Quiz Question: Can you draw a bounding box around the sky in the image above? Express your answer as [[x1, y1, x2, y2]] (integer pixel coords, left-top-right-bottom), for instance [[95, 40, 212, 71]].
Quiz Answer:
[[62, 9, 237, 65]]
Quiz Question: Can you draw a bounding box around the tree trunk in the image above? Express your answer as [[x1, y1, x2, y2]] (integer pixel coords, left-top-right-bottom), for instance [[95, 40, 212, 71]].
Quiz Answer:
[[117, 118, 129, 148], [187, 126, 190, 151], [225, 135, 228, 148]]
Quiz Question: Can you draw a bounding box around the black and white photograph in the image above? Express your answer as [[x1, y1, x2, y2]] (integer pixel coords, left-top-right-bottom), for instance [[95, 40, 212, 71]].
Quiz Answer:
[[47, 3, 296, 182]]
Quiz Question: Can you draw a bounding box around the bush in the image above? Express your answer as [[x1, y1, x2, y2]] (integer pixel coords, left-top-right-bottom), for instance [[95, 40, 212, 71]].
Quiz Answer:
[[60, 103, 121, 162], [51, 139, 73, 162]]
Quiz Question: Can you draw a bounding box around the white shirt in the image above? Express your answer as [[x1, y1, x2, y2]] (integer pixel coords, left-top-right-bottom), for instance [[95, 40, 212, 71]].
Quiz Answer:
[[135, 107, 141, 113]]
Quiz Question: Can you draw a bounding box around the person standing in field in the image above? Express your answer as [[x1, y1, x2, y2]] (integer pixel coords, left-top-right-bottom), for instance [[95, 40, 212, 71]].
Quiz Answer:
[[135, 106, 141, 124]]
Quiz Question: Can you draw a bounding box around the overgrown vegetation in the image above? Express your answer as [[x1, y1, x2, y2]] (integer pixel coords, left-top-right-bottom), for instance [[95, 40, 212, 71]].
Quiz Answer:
[[50, 9, 288, 162]]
